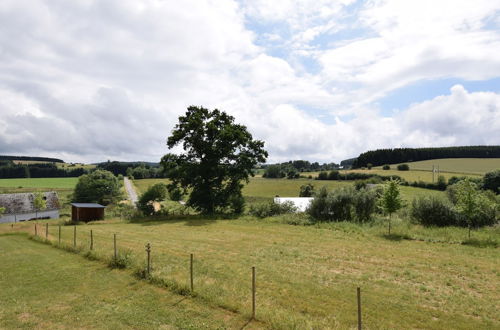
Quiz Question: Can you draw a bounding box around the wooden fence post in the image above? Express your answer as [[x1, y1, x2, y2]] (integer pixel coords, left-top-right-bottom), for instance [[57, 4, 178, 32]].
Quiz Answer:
[[145, 243, 151, 276], [35, 223, 37, 236], [73, 226, 76, 248], [252, 266, 256, 319], [90, 230, 94, 250], [190, 253, 194, 292], [58, 225, 61, 245], [113, 234, 117, 261], [357, 287, 362, 330], [45, 223, 48, 239]]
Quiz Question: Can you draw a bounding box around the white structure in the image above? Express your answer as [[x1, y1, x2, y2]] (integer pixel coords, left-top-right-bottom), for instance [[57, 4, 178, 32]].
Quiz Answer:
[[0, 192, 60, 223], [273, 197, 314, 212]]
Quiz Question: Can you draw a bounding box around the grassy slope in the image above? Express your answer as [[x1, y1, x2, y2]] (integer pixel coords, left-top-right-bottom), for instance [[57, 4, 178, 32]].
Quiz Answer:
[[374, 158, 500, 174], [0, 177, 78, 189], [0, 234, 258, 329], [133, 177, 443, 204], [4, 220, 498, 329]]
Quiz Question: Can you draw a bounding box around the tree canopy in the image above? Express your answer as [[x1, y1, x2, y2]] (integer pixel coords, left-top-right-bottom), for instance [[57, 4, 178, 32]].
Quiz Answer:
[[161, 106, 267, 214], [72, 170, 122, 205]]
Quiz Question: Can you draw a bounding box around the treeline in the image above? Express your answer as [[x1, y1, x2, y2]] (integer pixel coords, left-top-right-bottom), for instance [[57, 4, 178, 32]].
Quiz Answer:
[[0, 162, 85, 178], [97, 161, 165, 179], [262, 160, 339, 178], [353, 146, 500, 168], [0, 155, 64, 163]]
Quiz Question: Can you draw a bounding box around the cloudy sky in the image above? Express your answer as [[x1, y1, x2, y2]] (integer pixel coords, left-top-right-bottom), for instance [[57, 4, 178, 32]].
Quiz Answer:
[[0, 0, 499, 164]]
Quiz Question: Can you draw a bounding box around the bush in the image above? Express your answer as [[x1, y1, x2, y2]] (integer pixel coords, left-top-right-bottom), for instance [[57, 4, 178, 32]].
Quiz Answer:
[[382, 165, 390, 170], [248, 201, 297, 218], [299, 183, 315, 197], [137, 183, 168, 215], [397, 164, 410, 171], [483, 169, 500, 194], [307, 186, 378, 222], [367, 163, 373, 170], [317, 171, 328, 180], [72, 170, 122, 205], [411, 196, 460, 227], [328, 170, 340, 180]]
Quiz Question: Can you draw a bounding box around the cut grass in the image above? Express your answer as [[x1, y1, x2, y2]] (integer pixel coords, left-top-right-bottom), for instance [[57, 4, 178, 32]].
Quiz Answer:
[[0, 234, 260, 329], [4, 218, 498, 329], [374, 158, 500, 175], [0, 177, 78, 189]]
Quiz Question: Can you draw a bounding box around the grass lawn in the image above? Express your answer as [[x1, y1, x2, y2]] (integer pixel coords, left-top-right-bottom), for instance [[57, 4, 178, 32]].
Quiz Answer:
[[341, 168, 481, 183], [374, 158, 500, 175], [0, 234, 259, 329], [133, 177, 444, 205], [0, 177, 78, 189], [4, 218, 498, 329]]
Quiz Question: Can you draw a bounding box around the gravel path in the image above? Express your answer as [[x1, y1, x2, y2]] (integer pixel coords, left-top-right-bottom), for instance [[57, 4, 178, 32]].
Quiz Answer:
[[124, 177, 138, 207]]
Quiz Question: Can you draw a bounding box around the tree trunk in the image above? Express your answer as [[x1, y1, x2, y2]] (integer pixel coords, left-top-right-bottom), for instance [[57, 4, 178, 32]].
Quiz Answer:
[[388, 213, 391, 235]]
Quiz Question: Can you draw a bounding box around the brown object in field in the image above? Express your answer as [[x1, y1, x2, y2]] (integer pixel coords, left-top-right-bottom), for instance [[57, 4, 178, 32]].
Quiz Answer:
[[71, 203, 105, 222]]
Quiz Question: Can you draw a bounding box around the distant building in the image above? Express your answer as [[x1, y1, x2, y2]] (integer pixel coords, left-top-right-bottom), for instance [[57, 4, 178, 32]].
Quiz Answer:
[[71, 203, 105, 222], [274, 197, 314, 212], [0, 192, 60, 223]]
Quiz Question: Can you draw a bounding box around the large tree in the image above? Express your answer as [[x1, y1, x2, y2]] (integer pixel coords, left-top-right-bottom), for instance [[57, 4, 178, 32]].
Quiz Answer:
[[72, 170, 122, 205], [161, 106, 267, 214]]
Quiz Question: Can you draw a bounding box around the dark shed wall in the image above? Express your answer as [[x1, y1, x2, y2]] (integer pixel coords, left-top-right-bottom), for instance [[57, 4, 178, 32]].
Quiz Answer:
[[71, 206, 104, 222]]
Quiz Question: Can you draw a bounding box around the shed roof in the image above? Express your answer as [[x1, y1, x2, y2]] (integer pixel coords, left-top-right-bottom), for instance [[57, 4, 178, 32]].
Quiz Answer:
[[71, 203, 105, 208]]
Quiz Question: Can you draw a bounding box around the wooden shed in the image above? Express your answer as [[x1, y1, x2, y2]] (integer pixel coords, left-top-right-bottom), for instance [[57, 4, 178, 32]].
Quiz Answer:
[[71, 203, 105, 222]]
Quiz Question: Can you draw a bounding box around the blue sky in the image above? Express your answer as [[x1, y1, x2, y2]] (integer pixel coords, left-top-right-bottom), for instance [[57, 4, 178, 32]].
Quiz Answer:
[[0, 0, 499, 163]]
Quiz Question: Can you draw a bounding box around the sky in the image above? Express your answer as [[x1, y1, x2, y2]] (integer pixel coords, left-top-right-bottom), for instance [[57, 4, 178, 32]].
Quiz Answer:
[[0, 0, 499, 164]]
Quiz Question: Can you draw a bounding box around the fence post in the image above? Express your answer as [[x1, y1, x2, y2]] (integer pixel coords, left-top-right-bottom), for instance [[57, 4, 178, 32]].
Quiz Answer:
[[190, 253, 194, 292], [145, 243, 151, 276], [113, 234, 117, 261], [357, 287, 362, 330], [58, 225, 61, 245], [90, 230, 94, 250], [35, 223, 37, 236], [73, 226, 76, 248], [252, 266, 256, 319], [45, 223, 48, 239]]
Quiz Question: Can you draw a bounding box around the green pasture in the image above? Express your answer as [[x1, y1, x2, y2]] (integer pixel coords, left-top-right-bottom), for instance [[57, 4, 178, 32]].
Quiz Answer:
[[133, 177, 444, 204], [3, 218, 498, 329], [0, 177, 78, 189], [374, 158, 500, 175], [0, 234, 255, 329]]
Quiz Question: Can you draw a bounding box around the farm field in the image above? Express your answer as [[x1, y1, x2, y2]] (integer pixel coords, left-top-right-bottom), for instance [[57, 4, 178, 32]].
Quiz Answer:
[[0, 234, 255, 329], [375, 158, 500, 175], [342, 168, 481, 183], [0, 177, 78, 189], [133, 177, 444, 204], [2, 219, 498, 329]]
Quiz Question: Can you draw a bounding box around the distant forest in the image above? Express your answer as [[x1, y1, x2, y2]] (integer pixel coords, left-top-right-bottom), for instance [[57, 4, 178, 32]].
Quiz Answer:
[[0, 161, 85, 178], [0, 155, 64, 163], [352, 146, 500, 168], [96, 161, 165, 179]]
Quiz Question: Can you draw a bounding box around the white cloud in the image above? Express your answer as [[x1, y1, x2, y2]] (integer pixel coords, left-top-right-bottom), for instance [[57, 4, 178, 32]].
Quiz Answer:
[[0, 0, 498, 164]]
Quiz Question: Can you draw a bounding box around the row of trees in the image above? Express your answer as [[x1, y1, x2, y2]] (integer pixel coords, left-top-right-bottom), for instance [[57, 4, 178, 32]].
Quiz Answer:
[[0, 155, 63, 163], [0, 162, 86, 178], [352, 146, 500, 168]]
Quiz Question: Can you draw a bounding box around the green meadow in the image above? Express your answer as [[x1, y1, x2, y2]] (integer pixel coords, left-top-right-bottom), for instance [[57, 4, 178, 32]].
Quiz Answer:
[[2, 217, 498, 329]]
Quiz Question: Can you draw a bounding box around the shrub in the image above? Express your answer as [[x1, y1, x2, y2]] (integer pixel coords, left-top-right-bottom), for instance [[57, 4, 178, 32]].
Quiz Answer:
[[299, 183, 315, 197], [397, 164, 410, 171], [328, 170, 340, 180], [249, 201, 297, 218], [137, 183, 168, 215], [317, 171, 328, 180], [411, 196, 460, 227], [382, 165, 390, 170], [367, 163, 373, 170], [483, 169, 500, 194], [436, 175, 447, 190], [72, 170, 122, 205], [307, 186, 377, 222]]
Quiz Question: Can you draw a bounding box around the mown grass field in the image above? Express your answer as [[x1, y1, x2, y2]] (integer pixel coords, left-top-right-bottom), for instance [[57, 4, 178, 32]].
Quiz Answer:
[[2, 219, 498, 329], [0, 234, 257, 329], [374, 158, 500, 175], [342, 168, 481, 183], [133, 177, 445, 206], [0, 177, 78, 189]]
